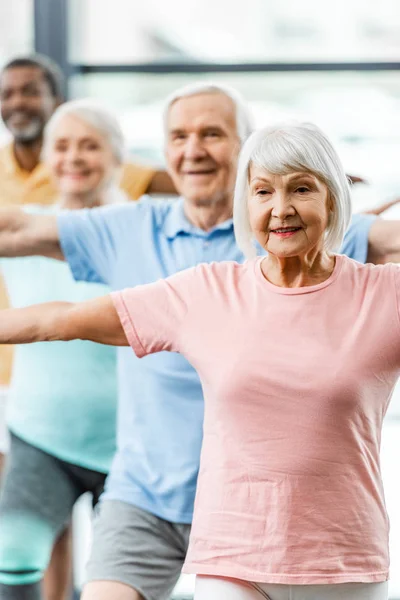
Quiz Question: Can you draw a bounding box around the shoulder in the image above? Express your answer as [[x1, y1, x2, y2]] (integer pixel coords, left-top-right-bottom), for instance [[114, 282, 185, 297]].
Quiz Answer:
[[171, 260, 252, 290], [120, 161, 157, 199], [343, 213, 378, 241], [58, 197, 177, 240], [0, 144, 13, 173], [341, 213, 378, 263], [194, 259, 250, 278], [121, 161, 156, 178], [338, 253, 397, 285]]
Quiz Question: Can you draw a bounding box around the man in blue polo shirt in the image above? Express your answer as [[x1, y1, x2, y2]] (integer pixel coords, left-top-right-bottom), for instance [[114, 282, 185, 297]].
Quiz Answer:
[[0, 83, 399, 600]]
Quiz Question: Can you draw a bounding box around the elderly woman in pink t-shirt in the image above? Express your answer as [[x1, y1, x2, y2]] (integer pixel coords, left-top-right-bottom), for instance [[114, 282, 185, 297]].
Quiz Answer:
[[0, 122, 397, 600]]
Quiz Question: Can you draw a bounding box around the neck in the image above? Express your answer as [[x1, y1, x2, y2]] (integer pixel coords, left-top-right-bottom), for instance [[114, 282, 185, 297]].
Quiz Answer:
[[13, 138, 43, 173], [262, 248, 335, 288], [183, 198, 233, 231], [58, 191, 105, 210]]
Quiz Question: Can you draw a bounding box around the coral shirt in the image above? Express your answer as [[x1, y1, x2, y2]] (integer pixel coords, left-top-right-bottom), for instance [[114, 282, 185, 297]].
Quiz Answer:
[[112, 255, 400, 584]]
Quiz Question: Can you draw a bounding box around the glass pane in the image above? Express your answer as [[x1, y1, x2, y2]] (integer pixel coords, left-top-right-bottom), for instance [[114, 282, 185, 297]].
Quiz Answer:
[[71, 70, 400, 199], [68, 0, 400, 64], [0, 0, 34, 144], [0, 0, 34, 63]]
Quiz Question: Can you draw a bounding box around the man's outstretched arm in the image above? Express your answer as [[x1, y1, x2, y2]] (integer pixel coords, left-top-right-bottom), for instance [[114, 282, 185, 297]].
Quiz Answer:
[[0, 208, 62, 259], [364, 197, 400, 217], [0, 295, 128, 346], [367, 218, 400, 264]]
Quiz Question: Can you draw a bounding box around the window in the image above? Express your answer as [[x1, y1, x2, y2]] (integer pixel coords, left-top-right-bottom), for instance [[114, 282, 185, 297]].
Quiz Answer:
[[0, 0, 33, 63], [0, 0, 34, 144], [69, 0, 400, 64]]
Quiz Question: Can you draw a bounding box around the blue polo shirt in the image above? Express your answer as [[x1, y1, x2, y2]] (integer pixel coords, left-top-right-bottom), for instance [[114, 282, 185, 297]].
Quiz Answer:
[[57, 197, 376, 523]]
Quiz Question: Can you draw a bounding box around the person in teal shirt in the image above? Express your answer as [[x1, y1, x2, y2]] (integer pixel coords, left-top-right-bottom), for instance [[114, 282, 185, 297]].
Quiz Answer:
[[0, 99, 129, 600]]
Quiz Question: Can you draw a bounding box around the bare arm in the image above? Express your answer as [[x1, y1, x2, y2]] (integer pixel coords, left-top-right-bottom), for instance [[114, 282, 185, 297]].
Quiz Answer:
[[347, 174, 367, 185], [0, 295, 128, 346], [363, 197, 400, 217], [367, 218, 400, 264], [146, 170, 177, 195], [0, 207, 63, 259]]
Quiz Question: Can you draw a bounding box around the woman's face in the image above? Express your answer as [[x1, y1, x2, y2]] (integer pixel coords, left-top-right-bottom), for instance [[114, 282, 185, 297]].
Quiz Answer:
[[247, 164, 332, 258], [46, 114, 118, 197]]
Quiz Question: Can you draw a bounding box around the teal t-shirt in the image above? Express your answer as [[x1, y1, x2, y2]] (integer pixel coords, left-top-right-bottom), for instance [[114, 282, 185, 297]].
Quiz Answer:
[[1, 208, 117, 473]]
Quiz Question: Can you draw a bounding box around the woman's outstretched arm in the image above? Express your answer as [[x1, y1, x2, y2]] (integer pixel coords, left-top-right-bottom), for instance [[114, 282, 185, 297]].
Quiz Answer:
[[0, 295, 128, 346], [0, 207, 63, 259]]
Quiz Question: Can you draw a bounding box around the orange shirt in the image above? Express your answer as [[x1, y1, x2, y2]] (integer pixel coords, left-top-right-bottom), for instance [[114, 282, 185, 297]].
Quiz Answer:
[[0, 143, 156, 385]]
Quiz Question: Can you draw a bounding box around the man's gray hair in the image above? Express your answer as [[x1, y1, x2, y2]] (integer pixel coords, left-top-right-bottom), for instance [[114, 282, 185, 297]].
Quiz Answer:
[[233, 122, 352, 258], [163, 82, 254, 143], [43, 99, 126, 164]]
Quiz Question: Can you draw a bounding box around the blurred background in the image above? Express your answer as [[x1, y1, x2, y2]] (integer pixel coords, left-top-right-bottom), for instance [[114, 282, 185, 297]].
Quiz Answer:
[[1, 1, 400, 597]]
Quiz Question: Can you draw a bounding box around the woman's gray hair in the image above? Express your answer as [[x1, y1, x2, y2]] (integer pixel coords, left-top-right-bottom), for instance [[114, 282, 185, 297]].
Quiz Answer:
[[234, 122, 352, 258], [43, 99, 126, 164], [163, 82, 254, 144]]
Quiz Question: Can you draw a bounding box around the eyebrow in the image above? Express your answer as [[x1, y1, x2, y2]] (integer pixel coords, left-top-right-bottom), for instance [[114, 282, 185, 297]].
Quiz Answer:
[[250, 173, 316, 184], [287, 173, 316, 183], [169, 124, 225, 135], [250, 177, 272, 184]]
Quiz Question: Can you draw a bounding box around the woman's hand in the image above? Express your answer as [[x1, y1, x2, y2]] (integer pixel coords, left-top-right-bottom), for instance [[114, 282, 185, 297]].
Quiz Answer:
[[0, 208, 63, 259]]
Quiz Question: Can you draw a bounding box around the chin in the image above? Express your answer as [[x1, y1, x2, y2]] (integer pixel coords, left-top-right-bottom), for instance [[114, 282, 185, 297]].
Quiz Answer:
[[269, 245, 307, 258], [60, 185, 88, 196]]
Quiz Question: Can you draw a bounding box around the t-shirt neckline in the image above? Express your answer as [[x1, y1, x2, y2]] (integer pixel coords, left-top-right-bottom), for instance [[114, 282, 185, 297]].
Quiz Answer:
[[253, 254, 343, 295]]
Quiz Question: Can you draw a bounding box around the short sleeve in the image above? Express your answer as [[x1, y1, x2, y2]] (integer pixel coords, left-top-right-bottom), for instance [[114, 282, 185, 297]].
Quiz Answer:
[[391, 263, 400, 324], [340, 213, 378, 263], [120, 162, 156, 200], [112, 268, 198, 358], [57, 204, 131, 285]]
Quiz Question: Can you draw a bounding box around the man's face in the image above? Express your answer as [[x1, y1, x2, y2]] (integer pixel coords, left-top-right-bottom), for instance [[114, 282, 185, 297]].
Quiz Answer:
[[0, 66, 59, 143], [165, 93, 241, 207]]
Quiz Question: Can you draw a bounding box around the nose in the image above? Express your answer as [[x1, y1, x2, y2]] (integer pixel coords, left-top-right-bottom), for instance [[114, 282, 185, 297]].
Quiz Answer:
[[64, 145, 82, 163], [271, 191, 296, 220], [183, 134, 207, 160]]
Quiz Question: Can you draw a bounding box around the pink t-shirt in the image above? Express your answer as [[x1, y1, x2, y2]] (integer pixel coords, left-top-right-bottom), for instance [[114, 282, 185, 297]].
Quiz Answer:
[[112, 255, 400, 584]]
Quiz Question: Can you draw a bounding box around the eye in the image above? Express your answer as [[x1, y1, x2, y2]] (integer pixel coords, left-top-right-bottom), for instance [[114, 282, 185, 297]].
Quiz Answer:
[[22, 85, 40, 98], [255, 189, 270, 196], [204, 130, 220, 138], [84, 141, 100, 151], [295, 186, 310, 194], [54, 142, 68, 152], [171, 132, 186, 142]]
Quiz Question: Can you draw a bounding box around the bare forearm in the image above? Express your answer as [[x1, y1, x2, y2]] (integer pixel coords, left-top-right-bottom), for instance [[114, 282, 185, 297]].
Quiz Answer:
[[0, 302, 73, 344], [0, 208, 29, 256], [0, 296, 128, 346], [364, 197, 400, 216], [0, 208, 63, 259]]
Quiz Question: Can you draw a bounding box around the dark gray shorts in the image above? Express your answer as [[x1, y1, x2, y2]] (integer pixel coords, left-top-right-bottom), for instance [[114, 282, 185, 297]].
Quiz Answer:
[[86, 499, 191, 600], [0, 432, 106, 595]]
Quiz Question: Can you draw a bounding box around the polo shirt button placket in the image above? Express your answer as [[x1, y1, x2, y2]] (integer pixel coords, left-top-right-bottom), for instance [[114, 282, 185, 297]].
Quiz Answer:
[[202, 238, 211, 259]]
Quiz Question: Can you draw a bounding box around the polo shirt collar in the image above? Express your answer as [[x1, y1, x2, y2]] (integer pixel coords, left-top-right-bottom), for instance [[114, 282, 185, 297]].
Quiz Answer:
[[162, 197, 233, 239]]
